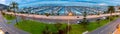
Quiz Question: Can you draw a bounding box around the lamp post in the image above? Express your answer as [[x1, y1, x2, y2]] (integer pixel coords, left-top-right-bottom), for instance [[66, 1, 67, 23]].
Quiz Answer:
[[83, 11, 87, 24], [97, 11, 100, 17], [68, 12, 73, 25], [67, 12, 73, 34]]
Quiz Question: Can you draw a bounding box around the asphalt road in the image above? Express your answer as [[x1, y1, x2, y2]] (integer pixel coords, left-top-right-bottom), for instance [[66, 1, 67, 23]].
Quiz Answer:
[[88, 17, 120, 34], [0, 12, 29, 34], [5, 12, 120, 20]]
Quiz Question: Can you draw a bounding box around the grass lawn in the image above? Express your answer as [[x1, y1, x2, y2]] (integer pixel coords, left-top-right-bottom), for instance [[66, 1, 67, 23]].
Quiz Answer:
[[15, 16, 119, 34], [15, 20, 67, 34], [2, 14, 16, 20], [7, 21, 11, 24], [68, 20, 109, 34], [68, 16, 118, 34], [87, 19, 109, 31]]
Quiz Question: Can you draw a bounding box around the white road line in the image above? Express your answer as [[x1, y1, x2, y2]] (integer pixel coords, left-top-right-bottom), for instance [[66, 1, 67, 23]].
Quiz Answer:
[[0, 12, 19, 34]]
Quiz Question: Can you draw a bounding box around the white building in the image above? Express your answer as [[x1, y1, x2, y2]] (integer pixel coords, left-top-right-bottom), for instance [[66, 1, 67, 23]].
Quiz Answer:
[[115, 6, 120, 12]]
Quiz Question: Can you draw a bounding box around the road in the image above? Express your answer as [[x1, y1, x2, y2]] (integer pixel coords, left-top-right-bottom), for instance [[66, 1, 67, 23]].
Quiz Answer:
[[4, 12, 120, 24], [0, 12, 29, 34], [89, 17, 120, 34], [5, 12, 120, 20]]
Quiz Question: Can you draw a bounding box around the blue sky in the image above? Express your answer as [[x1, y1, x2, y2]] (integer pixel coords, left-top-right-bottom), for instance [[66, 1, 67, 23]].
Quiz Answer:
[[0, 0, 120, 7]]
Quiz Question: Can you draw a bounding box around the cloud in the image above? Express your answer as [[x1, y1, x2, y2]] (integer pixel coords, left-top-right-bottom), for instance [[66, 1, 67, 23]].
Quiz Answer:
[[0, 0, 6, 4], [1, 0, 120, 7], [97, 3, 108, 6]]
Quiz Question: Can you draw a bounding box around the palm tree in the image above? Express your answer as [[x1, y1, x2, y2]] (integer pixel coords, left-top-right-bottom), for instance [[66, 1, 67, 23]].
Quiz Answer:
[[108, 6, 115, 15], [96, 19, 101, 26], [9, 2, 19, 24], [7, 7, 12, 12], [82, 11, 89, 30], [107, 6, 115, 20], [96, 11, 101, 25], [10, 2, 18, 12], [45, 13, 50, 17], [83, 11, 87, 24]]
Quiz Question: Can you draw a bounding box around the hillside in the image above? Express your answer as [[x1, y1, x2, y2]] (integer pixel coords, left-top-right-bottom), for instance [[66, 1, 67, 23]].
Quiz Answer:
[[0, 4, 8, 10]]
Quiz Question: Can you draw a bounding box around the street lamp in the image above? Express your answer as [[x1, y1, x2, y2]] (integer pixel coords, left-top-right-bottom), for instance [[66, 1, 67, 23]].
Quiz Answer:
[[67, 12, 73, 34], [68, 12, 73, 16], [83, 10, 87, 24], [68, 12, 73, 25], [83, 11, 87, 19]]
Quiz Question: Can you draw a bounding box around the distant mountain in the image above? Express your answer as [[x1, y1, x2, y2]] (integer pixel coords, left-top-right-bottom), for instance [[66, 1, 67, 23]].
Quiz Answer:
[[0, 4, 8, 10]]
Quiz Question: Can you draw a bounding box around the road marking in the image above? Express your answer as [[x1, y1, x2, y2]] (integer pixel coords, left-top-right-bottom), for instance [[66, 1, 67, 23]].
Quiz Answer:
[[99, 19, 119, 34], [100, 30, 104, 33], [0, 13, 19, 34]]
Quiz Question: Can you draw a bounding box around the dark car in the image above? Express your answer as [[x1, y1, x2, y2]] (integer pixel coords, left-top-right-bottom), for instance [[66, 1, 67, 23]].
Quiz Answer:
[[5, 32, 9, 34]]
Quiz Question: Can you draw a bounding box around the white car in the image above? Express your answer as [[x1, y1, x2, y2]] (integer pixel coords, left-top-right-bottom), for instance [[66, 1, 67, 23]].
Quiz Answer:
[[100, 17, 106, 20]]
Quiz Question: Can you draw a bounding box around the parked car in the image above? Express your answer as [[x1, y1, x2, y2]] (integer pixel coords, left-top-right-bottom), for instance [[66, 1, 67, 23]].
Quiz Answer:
[[5, 32, 9, 34]]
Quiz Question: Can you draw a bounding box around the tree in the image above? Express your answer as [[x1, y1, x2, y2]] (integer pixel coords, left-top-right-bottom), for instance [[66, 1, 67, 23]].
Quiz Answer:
[[58, 29, 65, 34], [54, 23, 62, 30], [107, 6, 115, 20], [82, 11, 88, 24], [96, 19, 101, 26], [65, 25, 71, 32], [1, 10, 5, 15], [45, 13, 50, 17], [96, 11, 101, 26], [57, 13, 59, 16], [7, 7, 11, 12], [9, 2, 19, 24], [42, 26, 50, 34], [10, 2, 19, 12], [81, 11, 89, 30], [107, 6, 115, 14]]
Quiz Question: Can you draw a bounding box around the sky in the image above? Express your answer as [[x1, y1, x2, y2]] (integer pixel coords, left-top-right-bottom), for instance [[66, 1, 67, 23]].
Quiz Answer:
[[0, 0, 120, 7]]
